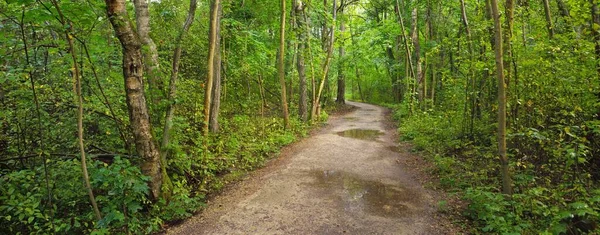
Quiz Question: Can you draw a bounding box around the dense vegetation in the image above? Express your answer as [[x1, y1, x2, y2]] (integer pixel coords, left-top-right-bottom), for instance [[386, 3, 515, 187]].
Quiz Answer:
[[353, 0, 600, 234], [1, 0, 600, 234]]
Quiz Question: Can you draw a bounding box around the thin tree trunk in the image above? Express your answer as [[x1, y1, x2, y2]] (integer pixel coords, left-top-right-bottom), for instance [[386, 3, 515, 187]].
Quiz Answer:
[[279, 0, 290, 128], [504, 0, 515, 89], [204, 0, 221, 135], [51, 0, 101, 220], [542, 0, 555, 39], [394, 0, 415, 90], [106, 0, 163, 200], [312, 0, 336, 121], [258, 73, 266, 117], [160, 0, 197, 200], [491, 0, 513, 195], [336, 8, 346, 104], [209, 1, 223, 133], [18, 12, 54, 227]]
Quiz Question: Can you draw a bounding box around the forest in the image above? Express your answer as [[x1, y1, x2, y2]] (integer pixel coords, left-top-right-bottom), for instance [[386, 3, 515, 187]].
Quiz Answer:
[[1, 0, 600, 234]]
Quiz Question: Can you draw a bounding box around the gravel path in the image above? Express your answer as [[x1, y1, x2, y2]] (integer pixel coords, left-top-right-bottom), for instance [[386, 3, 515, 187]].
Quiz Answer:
[[167, 101, 450, 234]]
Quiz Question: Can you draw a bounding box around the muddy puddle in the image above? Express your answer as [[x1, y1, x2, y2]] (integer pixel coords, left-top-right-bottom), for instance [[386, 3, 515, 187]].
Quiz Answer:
[[309, 170, 420, 218], [336, 129, 383, 141]]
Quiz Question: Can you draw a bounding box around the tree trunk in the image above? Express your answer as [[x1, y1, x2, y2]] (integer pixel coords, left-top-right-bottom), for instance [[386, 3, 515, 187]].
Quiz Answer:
[[160, 0, 197, 200], [204, 0, 221, 135], [504, 0, 515, 89], [312, 0, 336, 121], [542, 0, 555, 39], [591, 0, 600, 120], [51, 0, 101, 220], [209, 1, 223, 133], [336, 8, 346, 104], [279, 0, 290, 128], [411, 6, 423, 103], [295, 0, 308, 122], [106, 0, 163, 200], [394, 0, 415, 91], [490, 0, 513, 195], [133, 0, 162, 103]]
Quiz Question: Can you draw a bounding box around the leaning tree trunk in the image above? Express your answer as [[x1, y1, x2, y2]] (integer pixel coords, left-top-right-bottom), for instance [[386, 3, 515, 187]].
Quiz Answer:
[[50, 0, 101, 220], [279, 0, 290, 128], [490, 0, 513, 195], [209, 1, 223, 133], [106, 0, 163, 200], [160, 0, 198, 200], [312, 0, 336, 121]]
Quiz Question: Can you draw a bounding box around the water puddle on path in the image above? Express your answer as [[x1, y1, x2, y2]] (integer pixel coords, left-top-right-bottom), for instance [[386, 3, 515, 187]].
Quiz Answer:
[[336, 129, 383, 141], [310, 170, 419, 218]]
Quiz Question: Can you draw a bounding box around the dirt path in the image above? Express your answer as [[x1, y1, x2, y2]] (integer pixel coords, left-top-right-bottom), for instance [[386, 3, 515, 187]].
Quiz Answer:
[[167, 102, 452, 234]]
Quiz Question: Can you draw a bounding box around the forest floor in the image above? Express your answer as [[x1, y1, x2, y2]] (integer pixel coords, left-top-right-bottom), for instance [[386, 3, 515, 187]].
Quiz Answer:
[[166, 101, 460, 234]]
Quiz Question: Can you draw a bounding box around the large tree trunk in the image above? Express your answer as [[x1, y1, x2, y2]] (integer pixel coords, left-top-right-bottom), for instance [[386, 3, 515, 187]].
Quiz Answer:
[[106, 0, 163, 200], [490, 0, 513, 195], [295, 0, 308, 122], [209, 1, 223, 133], [410, 6, 423, 103], [336, 8, 346, 104], [204, 0, 221, 135], [133, 0, 162, 104]]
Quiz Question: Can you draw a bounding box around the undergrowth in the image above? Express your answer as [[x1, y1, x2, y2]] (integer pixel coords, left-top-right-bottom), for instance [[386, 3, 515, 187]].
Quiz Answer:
[[0, 111, 328, 234], [390, 103, 600, 234]]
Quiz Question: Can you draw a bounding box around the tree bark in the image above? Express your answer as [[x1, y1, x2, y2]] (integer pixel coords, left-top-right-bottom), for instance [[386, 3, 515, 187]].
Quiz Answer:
[[133, 0, 162, 104], [279, 0, 290, 128], [106, 0, 163, 200], [336, 7, 346, 104], [204, 0, 221, 135], [490, 0, 513, 195], [411, 6, 423, 103], [209, 1, 223, 133], [295, 0, 308, 122]]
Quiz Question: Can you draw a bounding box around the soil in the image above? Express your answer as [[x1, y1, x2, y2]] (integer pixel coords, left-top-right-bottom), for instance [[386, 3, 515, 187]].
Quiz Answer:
[[166, 101, 461, 234]]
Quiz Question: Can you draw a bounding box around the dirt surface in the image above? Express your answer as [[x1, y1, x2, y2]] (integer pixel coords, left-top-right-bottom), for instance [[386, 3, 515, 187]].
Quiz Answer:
[[167, 102, 455, 235]]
